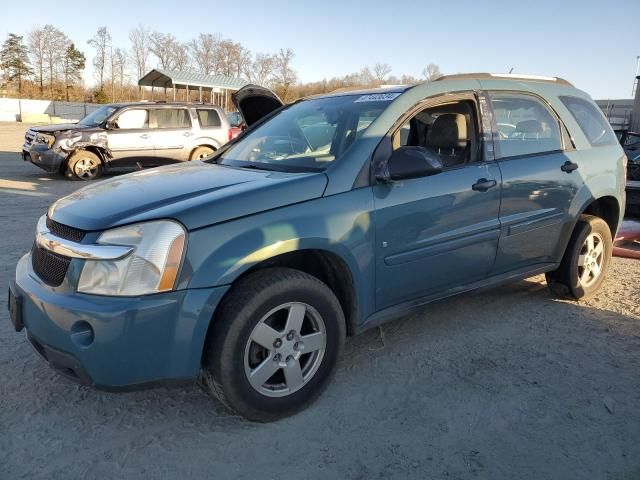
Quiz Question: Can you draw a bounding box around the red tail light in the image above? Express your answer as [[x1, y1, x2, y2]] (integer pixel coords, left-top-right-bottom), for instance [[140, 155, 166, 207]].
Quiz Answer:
[[228, 129, 233, 141]]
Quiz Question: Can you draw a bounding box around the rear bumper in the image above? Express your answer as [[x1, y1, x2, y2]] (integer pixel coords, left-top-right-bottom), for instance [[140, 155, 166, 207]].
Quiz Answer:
[[22, 144, 65, 173], [627, 180, 640, 207], [13, 252, 229, 389]]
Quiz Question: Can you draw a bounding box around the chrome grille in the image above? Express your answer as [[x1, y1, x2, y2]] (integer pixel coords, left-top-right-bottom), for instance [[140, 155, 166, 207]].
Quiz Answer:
[[31, 243, 71, 287], [46, 217, 86, 243], [31, 218, 87, 286]]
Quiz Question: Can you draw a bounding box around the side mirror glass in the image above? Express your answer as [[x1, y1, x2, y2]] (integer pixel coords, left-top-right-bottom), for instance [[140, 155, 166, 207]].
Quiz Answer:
[[377, 146, 443, 182]]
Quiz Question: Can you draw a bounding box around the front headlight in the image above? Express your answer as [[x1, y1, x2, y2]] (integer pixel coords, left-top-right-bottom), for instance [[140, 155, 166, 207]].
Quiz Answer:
[[35, 133, 55, 147], [78, 220, 186, 296]]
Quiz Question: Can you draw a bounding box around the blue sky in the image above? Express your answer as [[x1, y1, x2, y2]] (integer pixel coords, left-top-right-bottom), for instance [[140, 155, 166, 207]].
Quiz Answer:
[[2, 0, 639, 99]]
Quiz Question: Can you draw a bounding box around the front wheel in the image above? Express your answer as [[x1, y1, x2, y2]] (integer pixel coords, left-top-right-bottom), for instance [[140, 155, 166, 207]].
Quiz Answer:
[[202, 268, 345, 422], [546, 215, 612, 299], [66, 150, 103, 180]]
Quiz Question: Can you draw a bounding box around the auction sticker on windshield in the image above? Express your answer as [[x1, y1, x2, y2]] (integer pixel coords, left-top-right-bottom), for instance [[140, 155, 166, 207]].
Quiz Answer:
[[354, 93, 401, 102]]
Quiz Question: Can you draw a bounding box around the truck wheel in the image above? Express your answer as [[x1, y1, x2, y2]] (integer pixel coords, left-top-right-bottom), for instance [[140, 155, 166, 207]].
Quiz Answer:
[[545, 215, 612, 300], [202, 268, 345, 422], [189, 146, 214, 161], [66, 151, 103, 180]]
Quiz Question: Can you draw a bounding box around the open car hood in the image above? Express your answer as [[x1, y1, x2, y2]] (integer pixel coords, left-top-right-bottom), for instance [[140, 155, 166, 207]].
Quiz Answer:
[[232, 84, 284, 127]]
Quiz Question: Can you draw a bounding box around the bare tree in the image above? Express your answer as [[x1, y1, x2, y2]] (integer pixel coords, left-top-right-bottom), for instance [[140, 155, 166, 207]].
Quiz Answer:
[[112, 48, 126, 100], [422, 63, 442, 81], [215, 39, 251, 77], [88, 27, 111, 90], [149, 32, 178, 70], [246, 52, 275, 86], [189, 33, 219, 74], [272, 48, 297, 102], [129, 25, 150, 81], [28, 27, 46, 95], [42, 25, 69, 97], [373, 62, 392, 83], [173, 42, 190, 71]]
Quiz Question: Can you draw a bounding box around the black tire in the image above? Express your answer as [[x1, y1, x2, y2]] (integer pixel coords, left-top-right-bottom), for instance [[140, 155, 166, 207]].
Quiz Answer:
[[66, 150, 103, 180], [545, 215, 612, 300], [189, 146, 215, 161], [202, 267, 345, 422]]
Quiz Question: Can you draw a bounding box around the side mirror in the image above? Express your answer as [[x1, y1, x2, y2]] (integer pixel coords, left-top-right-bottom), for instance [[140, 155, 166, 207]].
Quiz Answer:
[[105, 119, 117, 130], [376, 146, 443, 183]]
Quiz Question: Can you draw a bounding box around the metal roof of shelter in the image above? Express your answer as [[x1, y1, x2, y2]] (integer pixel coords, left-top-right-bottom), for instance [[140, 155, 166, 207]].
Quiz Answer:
[[138, 69, 249, 91]]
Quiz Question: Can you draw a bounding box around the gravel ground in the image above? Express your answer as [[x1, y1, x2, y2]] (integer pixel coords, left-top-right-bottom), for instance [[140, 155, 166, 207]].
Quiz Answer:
[[1, 121, 639, 479]]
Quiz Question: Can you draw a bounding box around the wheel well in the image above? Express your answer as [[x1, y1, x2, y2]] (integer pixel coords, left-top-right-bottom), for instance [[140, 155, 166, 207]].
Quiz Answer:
[[236, 250, 358, 337], [581, 196, 620, 237]]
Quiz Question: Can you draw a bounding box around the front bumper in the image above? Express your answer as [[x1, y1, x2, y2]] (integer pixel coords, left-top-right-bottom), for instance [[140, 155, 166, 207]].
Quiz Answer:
[[12, 252, 229, 389], [22, 143, 66, 173]]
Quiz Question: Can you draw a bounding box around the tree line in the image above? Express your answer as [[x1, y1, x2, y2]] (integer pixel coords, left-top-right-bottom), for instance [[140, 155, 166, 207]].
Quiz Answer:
[[0, 24, 442, 106]]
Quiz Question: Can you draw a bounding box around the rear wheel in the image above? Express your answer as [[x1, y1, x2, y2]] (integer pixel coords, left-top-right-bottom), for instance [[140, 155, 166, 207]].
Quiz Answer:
[[66, 150, 103, 180], [546, 215, 612, 299], [189, 146, 215, 161], [202, 268, 345, 422]]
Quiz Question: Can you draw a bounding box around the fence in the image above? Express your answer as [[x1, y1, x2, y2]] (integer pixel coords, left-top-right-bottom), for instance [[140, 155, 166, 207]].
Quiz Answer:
[[0, 98, 101, 123]]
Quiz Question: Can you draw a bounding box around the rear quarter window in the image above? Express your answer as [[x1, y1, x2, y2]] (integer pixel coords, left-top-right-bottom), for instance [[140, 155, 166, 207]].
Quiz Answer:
[[197, 109, 222, 128], [559, 96, 617, 146]]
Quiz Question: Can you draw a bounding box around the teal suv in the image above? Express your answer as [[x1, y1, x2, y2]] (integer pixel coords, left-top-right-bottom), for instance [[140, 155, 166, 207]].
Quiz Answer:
[[9, 74, 626, 421]]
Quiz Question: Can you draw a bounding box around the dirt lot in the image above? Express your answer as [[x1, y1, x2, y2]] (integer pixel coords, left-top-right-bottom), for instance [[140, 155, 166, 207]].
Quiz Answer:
[[1, 121, 639, 479]]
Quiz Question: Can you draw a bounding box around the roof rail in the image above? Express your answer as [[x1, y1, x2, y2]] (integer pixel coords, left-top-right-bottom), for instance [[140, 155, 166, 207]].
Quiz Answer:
[[433, 73, 573, 87]]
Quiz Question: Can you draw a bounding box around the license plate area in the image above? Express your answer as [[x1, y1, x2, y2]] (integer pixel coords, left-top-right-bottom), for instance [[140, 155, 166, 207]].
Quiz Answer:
[[8, 283, 24, 332]]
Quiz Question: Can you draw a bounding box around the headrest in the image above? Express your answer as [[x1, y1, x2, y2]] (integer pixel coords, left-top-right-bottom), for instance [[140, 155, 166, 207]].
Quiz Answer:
[[515, 119, 543, 134], [428, 114, 467, 150]]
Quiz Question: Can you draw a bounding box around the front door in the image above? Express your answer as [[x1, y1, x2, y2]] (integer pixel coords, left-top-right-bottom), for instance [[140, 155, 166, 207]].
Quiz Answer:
[[106, 108, 154, 166], [373, 94, 502, 310], [151, 107, 193, 162], [488, 92, 583, 273]]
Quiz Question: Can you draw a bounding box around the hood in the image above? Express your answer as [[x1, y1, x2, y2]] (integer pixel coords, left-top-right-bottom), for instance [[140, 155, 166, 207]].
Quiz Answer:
[[232, 84, 283, 127], [31, 123, 91, 133], [48, 161, 328, 231]]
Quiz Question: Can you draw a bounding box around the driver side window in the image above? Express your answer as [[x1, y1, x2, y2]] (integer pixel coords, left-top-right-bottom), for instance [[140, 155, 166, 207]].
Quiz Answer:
[[392, 100, 479, 168], [114, 109, 148, 130]]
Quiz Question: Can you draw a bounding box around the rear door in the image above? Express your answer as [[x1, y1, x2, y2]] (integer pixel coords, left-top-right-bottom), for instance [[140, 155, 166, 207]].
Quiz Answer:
[[488, 92, 583, 273], [106, 107, 154, 166], [151, 107, 193, 162]]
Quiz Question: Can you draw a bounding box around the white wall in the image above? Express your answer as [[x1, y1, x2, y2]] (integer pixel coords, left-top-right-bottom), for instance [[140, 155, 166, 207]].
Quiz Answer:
[[0, 98, 101, 122]]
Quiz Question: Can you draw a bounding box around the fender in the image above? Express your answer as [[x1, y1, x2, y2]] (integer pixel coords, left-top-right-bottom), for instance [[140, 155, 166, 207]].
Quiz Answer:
[[183, 188, 378, 324]]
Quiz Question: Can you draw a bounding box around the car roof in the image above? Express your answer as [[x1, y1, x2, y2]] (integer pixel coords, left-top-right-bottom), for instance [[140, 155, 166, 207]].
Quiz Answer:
[[304, 73, 577, 102], [307, 85, 413, 100], [105, 102, 223, 109]]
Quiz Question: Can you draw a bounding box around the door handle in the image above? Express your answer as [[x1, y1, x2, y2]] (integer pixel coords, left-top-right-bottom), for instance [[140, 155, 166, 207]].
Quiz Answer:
[[561, 161, 579, 173], [472, 178, 497, 192], [139, 134, 150, 139], [183, 132, 193, 137]]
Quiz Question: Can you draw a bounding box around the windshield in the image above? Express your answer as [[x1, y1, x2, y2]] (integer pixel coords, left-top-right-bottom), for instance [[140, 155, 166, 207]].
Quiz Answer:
[[79, 105, 118, 127], [218, 93, 398, 172]]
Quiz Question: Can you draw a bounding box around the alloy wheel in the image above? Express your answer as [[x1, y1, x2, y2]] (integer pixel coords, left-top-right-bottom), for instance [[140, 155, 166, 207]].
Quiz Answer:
[[243, 302, 327, 398], [577, 232, 605, 288], [73, 157, 99, 179]]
